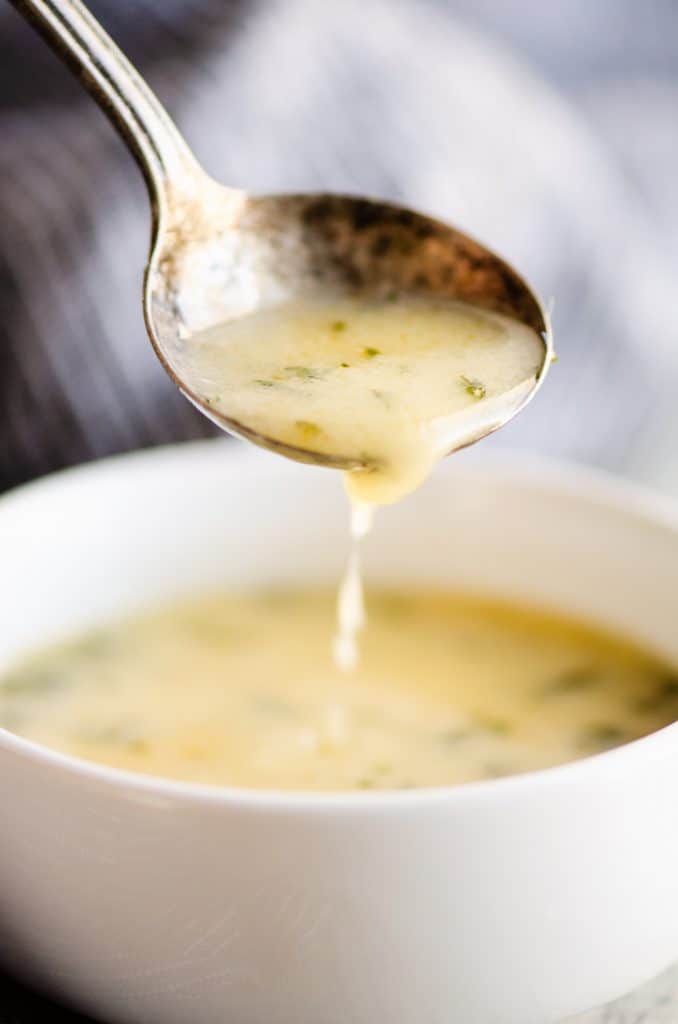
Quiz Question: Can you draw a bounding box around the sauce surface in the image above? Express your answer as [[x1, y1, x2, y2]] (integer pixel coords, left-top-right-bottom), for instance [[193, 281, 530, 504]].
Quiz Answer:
[[1, 589, 674, 791], [191, 297, 545, 504]]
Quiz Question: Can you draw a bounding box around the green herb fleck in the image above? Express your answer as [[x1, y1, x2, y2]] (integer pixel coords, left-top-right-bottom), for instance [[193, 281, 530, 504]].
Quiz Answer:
[[371, 389, 391, 407], [636, 675, 678, 714], [331, 320, 347, 333], [254, 379, 276, 388], [295, 419, 322, 439], [363, 347, 381, 358], [284, 366, 323, 381], [579, 723, 627, 751], [340, 362, 351, 368], [385, 290, 399, 303], [460, 375, 486, 400], [476, 715, 512, 735], [540, 667, 597, 697], [656, 676, 678, 700], [551, 353, 559, 363], [1, 667, 68, 696], [356, 777, 376, 790]]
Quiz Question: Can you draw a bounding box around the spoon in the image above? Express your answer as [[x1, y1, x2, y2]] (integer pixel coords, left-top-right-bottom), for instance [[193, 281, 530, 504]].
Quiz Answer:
[[11, 0, 552, 471]]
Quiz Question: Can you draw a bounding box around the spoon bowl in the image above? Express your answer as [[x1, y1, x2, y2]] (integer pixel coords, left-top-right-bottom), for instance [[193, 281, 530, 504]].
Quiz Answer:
[[12, 0, 552, 471], [147, 187, 552, 468]]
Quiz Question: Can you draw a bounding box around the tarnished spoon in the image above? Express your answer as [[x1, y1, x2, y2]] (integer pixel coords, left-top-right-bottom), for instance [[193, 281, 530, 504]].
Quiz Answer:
[[10, 0, 552, 470]]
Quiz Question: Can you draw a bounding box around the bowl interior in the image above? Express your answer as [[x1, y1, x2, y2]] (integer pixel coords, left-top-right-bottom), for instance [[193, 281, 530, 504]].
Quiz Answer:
[[1, 441, 677, 1024], [1, 440, 678, 673]]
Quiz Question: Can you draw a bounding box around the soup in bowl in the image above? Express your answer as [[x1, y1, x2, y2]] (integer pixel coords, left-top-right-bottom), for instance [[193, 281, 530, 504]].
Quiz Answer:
[[0, 440, 676, 1024]]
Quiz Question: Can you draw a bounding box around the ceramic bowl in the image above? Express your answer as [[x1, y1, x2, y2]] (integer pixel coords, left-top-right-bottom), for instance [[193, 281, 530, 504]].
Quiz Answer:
[[0, 441, 676, 1024]]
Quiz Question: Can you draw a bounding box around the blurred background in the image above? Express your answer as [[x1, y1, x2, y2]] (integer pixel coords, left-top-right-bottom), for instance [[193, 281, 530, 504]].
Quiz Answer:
[[2, 0, 678, 497], [1, 4, 678, 1021]]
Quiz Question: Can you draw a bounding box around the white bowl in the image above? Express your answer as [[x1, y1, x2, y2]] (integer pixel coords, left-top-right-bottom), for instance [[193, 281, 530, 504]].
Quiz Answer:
[[0, 441, 676, 1024]]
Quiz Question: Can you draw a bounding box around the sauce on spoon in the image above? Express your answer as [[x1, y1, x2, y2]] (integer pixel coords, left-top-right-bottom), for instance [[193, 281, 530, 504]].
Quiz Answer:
[[191, 295, 545, 505]]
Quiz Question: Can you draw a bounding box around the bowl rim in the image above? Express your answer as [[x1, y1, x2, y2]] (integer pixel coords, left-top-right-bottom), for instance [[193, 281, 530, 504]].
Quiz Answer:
[[0, 439, 676, 813]]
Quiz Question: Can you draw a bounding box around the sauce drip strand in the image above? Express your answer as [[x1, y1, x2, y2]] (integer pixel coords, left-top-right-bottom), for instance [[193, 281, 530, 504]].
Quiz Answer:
[[333, 501, 374, 672], [190, 295, 545, 667]]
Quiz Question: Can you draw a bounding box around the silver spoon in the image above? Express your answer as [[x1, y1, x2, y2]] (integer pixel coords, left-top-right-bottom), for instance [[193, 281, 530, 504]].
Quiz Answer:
[[11, 0, 552, 471]]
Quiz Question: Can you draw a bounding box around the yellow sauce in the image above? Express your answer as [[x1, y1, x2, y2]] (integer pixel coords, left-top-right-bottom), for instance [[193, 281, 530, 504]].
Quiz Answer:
[[190, 296, 544, 505], [1, 589, 674, 791]]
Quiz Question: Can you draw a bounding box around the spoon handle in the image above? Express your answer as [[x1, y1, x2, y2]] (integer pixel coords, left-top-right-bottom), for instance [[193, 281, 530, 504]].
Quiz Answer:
[[9, 0, 204, 210]]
